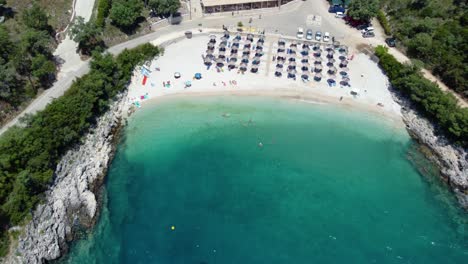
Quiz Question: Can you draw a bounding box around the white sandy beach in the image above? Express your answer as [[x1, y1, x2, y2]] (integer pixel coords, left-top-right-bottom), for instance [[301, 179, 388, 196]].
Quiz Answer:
[[126, 32, 402, 121]]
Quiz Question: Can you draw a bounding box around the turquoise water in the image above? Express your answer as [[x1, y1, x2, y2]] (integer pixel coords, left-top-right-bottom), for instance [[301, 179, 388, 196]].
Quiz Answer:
[[64, 96, 467, 263]]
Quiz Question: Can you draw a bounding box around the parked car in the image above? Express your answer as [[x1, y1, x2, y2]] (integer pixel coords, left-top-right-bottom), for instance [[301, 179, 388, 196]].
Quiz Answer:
[[315, 31, 322, 41], [361, 26, 374, 33], [385, 37, 396, 47], [306, 29, 313, 40], [362, 31, 375, 38], [335, 12, 345, 18], [323, 32, 330, 42], [297, 27, 304, 39], [328, 5, 345, 13]]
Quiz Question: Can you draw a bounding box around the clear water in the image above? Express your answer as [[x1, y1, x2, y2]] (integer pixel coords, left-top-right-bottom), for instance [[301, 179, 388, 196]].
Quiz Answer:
[[64, 96, 468, 263]]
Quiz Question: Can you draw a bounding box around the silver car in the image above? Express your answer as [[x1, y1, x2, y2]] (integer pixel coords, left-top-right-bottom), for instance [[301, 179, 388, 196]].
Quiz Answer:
[[315, 31, 322, 41], [306, 29, 313, 40]]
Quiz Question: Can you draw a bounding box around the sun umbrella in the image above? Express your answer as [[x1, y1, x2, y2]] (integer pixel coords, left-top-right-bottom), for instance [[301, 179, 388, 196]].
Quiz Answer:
[[241, 58, 249, 64], [301, 50, 309, 56], [276, 63, 284, 68], [219, 49, 226, 55], [209, 38, 216, 44], [245, 39, 252, 45], [288, 68, 297, 74], [240, 63, 247, 71], [288, 73, 296, 79], [288, 65, 296, 70], [314, 52, 321, 57], [302, 44, 310, 50], [247, 34, 254, 40], [328, 66, 337, 74], [218, 54, 226, 59], [185, 80, 192, 87], [232, 42, 240, 48], [313, 44, 320, 51], [290, 61, 297, 67], [289, 57, 296, 62], [339, 55, 346, 60], [235, 34, 241, 40], [243, 50, 250, 56], [277, 51, 286, 58], [342, 77, 350, 82], [314, 64, 323, 72], [325, 44, 333, 51], [220, 40, 228, 47], [314, 72, 322, 80], [301, 66, 309, 71], [195, 73, 202, 79], [340, 60, 348, 67], [315, 57, 322, 62], [256, 46, 263, 51], [329, 57, 336, 63], [290, 45, 297, 52], [278, 39, 286, 45], [301, 58, 309, 63], [275, 71, 282, 77], [208, 42, 215, 48], [204, 57, 212, 65], [255, 52, 263, 57], [302, 74, 309, 80]]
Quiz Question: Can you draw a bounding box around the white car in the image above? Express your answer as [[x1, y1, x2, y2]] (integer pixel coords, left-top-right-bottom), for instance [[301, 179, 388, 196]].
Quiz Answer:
[[335, 12, 345, 18], [323, 32, 330, 42], [297, 27, 304, 39]]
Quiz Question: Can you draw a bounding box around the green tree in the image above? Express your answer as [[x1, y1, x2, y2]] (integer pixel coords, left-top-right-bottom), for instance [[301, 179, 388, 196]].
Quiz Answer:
[[110, 0, 143, 28], [31, 54, 55, 85], [347, 0, 379, 22], [70, 16, 104, 55], [22, 2, 50, 31], [0, 25, 13, 61], [0, 61, 20, 104], [148, 0, 181, 16]]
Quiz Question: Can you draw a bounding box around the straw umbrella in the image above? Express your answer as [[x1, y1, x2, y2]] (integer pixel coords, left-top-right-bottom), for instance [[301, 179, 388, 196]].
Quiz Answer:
[[209, 35, 216, 43], [216, 57, 224, 67], [314, 64, 323, 72], [314, 72, 322, 81], [251, 64, 259, 73], [240, 63, 248, 71]]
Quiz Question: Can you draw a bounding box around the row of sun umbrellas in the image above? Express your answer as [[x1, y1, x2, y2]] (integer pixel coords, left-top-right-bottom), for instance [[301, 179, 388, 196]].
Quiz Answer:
[[275, 39, 350, 83], [205, 32, 266, 73]]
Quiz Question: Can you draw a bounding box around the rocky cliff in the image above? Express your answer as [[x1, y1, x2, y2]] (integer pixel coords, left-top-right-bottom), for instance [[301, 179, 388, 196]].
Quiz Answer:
[[397, 96, 468, 209], [6, 94, 129, 263]]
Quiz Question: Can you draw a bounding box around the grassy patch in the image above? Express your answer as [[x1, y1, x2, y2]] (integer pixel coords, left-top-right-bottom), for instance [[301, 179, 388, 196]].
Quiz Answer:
[[6, 0, 73, 30]]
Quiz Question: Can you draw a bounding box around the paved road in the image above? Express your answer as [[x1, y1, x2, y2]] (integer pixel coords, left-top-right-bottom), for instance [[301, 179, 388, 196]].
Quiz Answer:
[[1, 0, 465, 135]]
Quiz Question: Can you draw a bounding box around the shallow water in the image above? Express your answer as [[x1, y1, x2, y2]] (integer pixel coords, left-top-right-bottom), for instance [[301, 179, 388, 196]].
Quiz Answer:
[[64, 96, 467, 263]]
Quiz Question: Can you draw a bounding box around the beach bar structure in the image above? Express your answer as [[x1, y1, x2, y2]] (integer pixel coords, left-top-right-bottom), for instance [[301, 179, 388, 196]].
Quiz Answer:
[[202, 0, 294, 13]]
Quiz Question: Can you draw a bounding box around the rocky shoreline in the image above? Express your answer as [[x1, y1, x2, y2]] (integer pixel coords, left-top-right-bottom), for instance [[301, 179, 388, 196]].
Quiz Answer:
[[4, 89, 467, 263], [393, 90, 468, 209], [5, 92, 131, 264]]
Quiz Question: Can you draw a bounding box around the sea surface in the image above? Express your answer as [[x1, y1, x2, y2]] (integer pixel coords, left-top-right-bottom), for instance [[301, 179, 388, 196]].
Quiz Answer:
[[64, 96, 467, 263]]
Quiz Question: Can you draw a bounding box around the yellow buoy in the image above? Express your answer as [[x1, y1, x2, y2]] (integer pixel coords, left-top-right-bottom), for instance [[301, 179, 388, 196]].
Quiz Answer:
[[171, 226, 175, 230]]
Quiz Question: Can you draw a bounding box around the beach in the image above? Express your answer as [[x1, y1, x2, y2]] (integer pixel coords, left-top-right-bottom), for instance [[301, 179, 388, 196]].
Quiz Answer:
[[126, 31, 402, 121]]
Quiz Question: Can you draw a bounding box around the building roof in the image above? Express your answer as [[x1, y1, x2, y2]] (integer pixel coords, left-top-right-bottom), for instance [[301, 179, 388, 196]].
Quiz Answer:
[[202, 0, 273, 7]]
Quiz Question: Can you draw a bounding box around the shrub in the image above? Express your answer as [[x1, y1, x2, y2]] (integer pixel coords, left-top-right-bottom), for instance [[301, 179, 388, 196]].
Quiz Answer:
[[375, 46, 468, 147], [377, 10, 391, 36], [0, 44, 161, 256], [96, 0, 112, 28]]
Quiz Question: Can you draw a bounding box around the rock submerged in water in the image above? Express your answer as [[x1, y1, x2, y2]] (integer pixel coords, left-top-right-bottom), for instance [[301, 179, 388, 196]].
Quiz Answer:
[[6, 94, 128, 263]]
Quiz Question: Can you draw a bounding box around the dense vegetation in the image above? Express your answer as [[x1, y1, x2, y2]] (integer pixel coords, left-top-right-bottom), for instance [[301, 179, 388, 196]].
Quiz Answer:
[[96, 0, 112, 28], [0, 2, 57, 125], [380, 0, 468, 98], [347, 0, 379, 21], [375, 46, 468, 146], [0, 43, 161, 256]]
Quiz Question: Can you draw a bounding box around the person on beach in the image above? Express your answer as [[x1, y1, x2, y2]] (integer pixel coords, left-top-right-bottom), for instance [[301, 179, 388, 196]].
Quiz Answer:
[[163, 81, 166, 87]]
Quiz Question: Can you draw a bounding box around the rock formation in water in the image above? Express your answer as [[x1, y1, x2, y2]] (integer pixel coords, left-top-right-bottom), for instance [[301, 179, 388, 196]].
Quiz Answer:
[[6, 94, 129, 263]]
